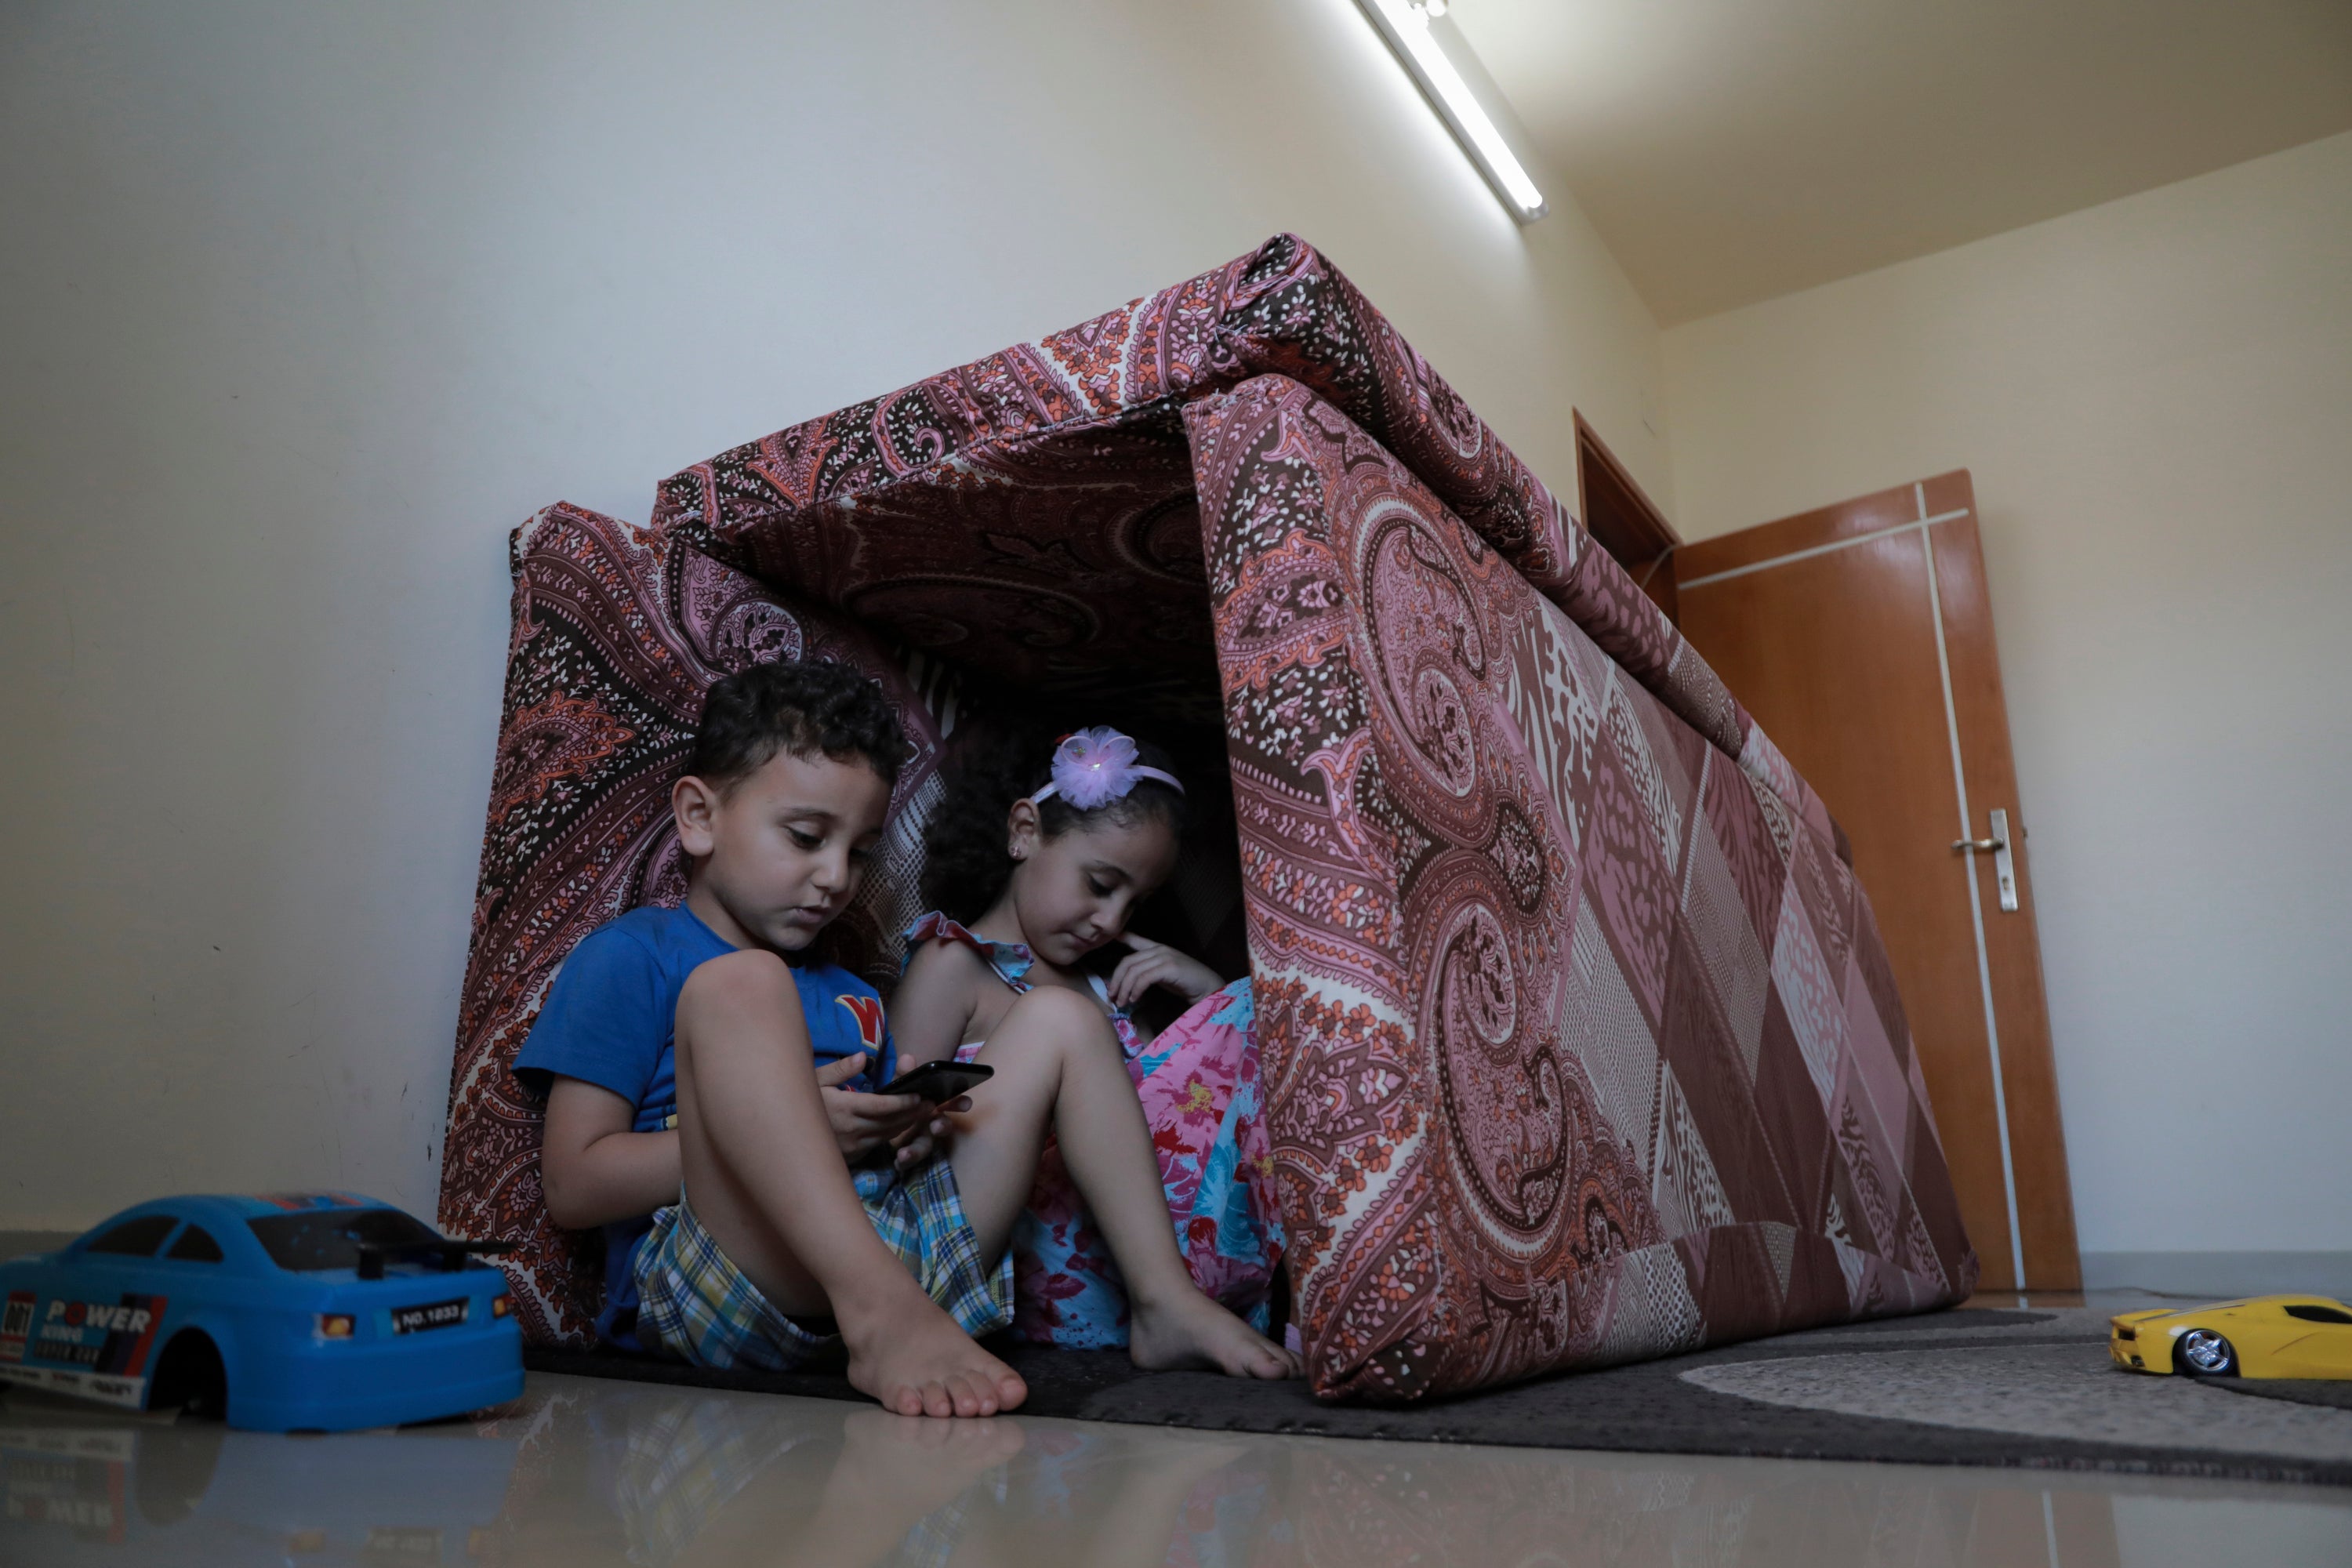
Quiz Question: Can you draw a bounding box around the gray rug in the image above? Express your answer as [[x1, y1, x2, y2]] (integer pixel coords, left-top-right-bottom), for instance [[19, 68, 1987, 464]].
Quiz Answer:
[[526, 1306, 2352, 1487], [2218, 1378, 2352, 1411]]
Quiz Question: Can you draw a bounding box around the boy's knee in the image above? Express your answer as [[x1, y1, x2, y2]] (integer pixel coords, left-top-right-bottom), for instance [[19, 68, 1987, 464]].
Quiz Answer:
[[676, 948, 795, 1032]]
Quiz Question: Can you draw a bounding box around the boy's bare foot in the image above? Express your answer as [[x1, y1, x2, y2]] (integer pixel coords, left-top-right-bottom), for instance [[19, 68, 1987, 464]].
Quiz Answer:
[[1129, 1288, 1301, 1380], [844, 1295, 1029, 1418]]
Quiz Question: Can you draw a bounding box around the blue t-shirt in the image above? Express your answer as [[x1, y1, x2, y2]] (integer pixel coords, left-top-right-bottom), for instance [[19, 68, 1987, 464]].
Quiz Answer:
[[513, 902, 896, 1347]]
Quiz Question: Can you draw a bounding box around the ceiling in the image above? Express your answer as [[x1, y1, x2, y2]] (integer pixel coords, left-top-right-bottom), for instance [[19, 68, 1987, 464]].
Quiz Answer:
[[1446, 0, 2352, 324]]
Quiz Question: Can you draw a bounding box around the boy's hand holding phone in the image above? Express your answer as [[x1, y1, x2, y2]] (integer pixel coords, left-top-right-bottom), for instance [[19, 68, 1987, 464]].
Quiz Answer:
[[815, 1052, 927, 1163], [876, 1060, 992, 1170], [814, 1054, 987, 1167]]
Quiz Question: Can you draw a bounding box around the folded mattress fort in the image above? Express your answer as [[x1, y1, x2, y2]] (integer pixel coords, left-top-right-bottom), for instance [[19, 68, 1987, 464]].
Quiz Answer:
[[441, 235, 1976, 1402]]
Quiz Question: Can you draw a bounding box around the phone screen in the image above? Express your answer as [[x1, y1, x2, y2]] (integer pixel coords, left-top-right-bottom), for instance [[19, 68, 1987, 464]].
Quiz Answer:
[[877, 1061, 994, 1101]]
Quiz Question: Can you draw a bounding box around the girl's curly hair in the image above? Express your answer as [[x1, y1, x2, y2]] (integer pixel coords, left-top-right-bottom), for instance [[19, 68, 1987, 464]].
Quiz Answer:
[[920, 722, 1189, 924]]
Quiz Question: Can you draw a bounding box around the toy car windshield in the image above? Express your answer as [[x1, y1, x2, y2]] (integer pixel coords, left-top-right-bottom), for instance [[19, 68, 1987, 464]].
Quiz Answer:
[[247, 1209, 511, 1278]]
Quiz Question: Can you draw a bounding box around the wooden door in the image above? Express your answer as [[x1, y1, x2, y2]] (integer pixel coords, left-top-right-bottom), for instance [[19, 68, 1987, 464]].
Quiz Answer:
[[1671, 471, 2079, 1292]]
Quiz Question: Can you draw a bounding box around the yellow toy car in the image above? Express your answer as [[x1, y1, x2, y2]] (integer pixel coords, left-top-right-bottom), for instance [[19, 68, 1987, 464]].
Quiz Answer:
[[2110, 1295, 2352, 1377]]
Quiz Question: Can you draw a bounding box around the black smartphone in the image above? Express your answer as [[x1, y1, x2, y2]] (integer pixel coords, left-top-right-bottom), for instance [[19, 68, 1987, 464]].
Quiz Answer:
[[876, 1060, 994, 1102]]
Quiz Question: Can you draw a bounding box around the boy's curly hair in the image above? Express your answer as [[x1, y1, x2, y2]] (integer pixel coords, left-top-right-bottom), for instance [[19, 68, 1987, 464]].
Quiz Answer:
[[921, 722, 1188, 924], [688, 659, 908, 792]]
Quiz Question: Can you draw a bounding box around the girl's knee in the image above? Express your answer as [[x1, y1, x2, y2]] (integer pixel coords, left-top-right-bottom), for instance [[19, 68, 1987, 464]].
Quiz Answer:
[[1000, 985, 1116, 1051]]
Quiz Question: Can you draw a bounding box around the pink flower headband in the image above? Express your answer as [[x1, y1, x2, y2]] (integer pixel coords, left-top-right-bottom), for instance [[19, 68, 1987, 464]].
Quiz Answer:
[[1029, 727, 1185, 811]]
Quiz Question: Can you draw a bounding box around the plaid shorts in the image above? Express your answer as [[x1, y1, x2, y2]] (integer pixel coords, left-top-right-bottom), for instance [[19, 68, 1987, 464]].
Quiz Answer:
[[634, 1158, 1013, 1371]]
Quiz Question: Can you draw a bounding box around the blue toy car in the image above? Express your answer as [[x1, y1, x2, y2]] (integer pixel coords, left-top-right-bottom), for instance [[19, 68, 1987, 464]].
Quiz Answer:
[[0, 1194, 523, 1432]]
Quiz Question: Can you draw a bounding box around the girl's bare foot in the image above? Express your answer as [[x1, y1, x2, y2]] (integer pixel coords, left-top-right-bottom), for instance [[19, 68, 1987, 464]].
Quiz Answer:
[[844, 1296, 1029, 1417], [1128, 1287, 1301, 1379]]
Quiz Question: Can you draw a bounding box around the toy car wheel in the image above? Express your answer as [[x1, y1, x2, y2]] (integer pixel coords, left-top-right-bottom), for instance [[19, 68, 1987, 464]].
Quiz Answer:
[[150, 1330, 229, 1418], [2176, 1327, 2239, 1377]]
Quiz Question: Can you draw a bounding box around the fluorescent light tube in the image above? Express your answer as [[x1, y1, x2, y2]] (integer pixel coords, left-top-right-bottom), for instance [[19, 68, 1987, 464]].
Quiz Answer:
[[1356, 0, 1548, 222]]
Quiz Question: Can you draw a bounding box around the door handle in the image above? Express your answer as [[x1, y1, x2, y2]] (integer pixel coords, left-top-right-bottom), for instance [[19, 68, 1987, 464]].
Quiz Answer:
[[1951, 807, 2019, 913]]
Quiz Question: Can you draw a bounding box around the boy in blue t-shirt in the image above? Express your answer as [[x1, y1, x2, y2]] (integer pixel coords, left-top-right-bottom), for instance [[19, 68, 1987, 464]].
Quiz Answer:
[[517, 661, 1292, 1419], [513, 898, 895, 1351]]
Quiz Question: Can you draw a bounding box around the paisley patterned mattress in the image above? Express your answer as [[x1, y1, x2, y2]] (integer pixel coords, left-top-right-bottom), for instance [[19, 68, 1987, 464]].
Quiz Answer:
[[440, 234, 1976, 1400]]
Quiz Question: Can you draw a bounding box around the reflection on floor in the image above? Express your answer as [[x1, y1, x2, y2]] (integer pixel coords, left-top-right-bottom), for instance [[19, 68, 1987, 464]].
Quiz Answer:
[[3, 1370, 2349, 1567]]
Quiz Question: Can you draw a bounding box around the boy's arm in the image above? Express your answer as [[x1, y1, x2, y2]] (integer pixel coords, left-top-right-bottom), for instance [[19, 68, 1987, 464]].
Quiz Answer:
[[540, 1076, 682, 1230], [542, 1060, 938, 1230]]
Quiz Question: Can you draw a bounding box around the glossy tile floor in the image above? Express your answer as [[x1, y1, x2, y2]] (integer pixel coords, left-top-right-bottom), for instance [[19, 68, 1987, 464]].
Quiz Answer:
[[3, 1364, 2349, 1568]]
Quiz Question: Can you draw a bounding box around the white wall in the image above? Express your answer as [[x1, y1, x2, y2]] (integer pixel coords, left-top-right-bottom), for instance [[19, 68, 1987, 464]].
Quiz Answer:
[[1662, 132, 2352, 1273], [0, 1, 1666, 1229]]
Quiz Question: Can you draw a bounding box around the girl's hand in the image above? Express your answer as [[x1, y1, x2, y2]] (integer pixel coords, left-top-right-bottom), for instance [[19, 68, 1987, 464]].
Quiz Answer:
[[1106, 933, 1223, 1009]]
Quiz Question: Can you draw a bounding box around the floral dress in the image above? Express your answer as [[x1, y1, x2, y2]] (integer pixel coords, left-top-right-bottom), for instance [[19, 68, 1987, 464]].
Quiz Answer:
[[904, 912, 1284, 1345]]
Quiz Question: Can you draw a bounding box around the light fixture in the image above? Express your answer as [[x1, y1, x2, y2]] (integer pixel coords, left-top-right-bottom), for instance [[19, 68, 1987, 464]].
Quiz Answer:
[[1354, 0, 1547, 222]]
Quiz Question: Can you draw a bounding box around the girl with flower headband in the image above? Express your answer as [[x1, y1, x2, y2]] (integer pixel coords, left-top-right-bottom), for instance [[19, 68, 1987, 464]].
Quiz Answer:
[[893, 725, 1288, 1352]]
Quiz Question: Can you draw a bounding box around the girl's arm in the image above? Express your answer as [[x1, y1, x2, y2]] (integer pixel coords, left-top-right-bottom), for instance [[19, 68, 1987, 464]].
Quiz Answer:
[[1105, 932, 1223, 1011], [887, 939, 985, 1068]]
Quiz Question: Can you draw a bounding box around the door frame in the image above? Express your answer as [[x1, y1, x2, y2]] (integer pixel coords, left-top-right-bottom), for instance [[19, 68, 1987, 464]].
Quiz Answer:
[[1573, 411, 1682, 624], [1674, 470, 2082, 1292]]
